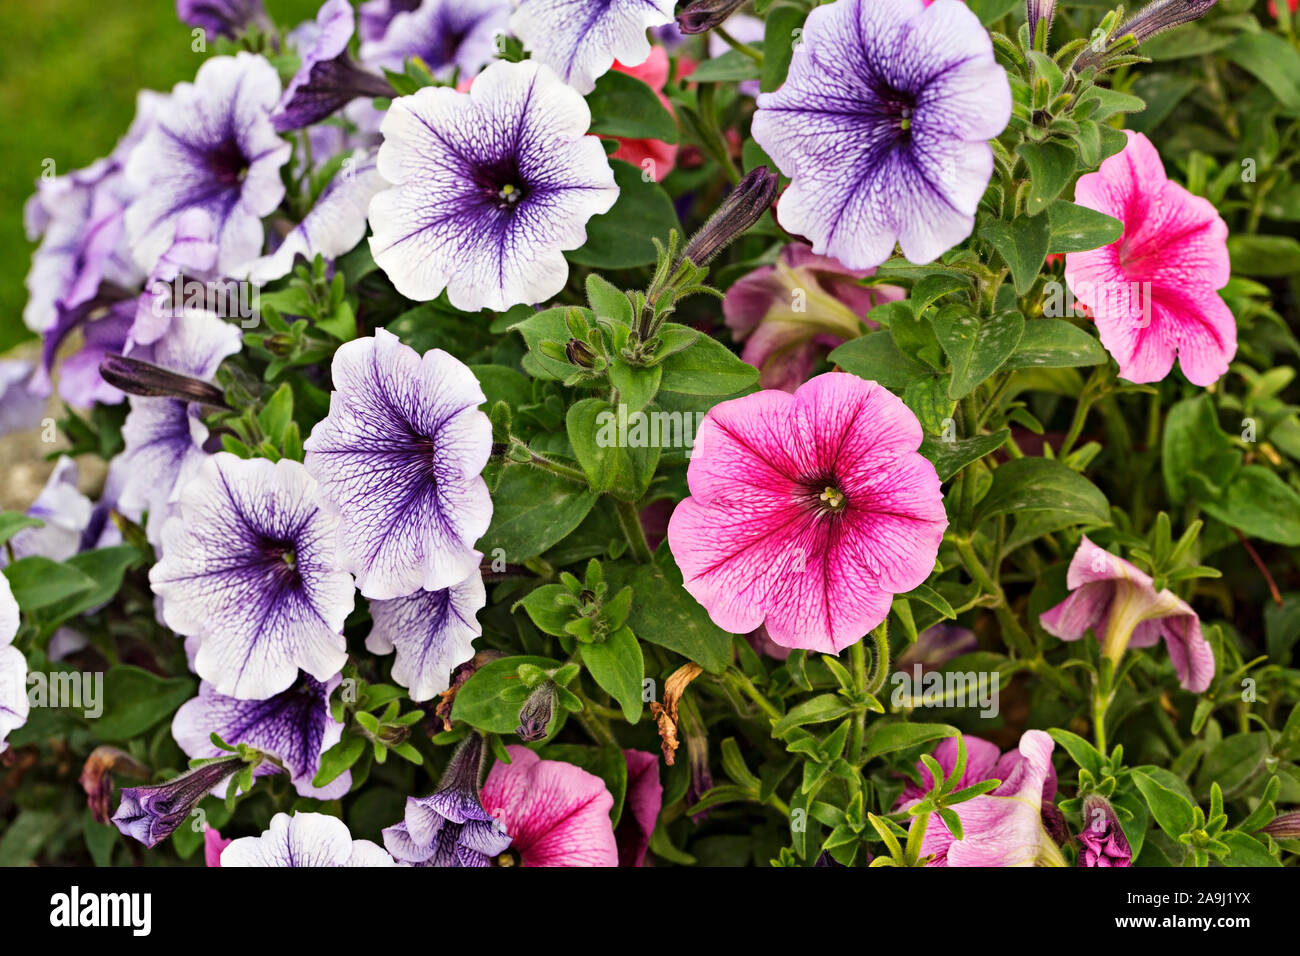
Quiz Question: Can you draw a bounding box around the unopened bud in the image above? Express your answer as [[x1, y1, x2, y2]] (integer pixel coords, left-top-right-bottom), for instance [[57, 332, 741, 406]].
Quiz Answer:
[[99, 353, 228, 406], [682, 167, 779, 267], [677, 0, 747, 34], [516, 682, 557, 742]]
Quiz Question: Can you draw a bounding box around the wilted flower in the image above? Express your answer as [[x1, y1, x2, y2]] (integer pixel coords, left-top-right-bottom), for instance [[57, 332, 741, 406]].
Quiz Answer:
[[304, 329, 492, 600], [365, 571, 485, 702], [1065, 131, 1234, 387], [1078, 794, 1132, 866], [359, 0, 509, 81], [479, 745, 618, 866], [723, 242, 902, 391], [752, 0, 1011, 268], [383, 734, 513, 866], [172, 674, 352, 800], [683, 167, 778, 268], [112, 756, 245, 848], [1039, 535, 1214, 692], [150, 454, 356, 699], [80, 746, 150, 823], [32, 296, 137, 407], [366, 60, 618, 311], [1259, 810, 1300, 839], [667, 373, 947, 653], [222, 811, 395, 866], [509, 0, 675, 94]]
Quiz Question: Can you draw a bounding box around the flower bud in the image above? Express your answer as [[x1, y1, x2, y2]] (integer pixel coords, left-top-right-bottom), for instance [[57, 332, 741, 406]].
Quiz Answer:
[[565, 338, 598, 369], [677, 0, 747, 34], [1078, 794, 1132, 866], [682, 167, 779, 267], [99, 353, 228, 407], [1026, 0, 1057, 45], [111, 756, 245, 848], [1260, 810, 1300, 839], [516, 682, 557, 742], [1119, 0, 1218, 44]]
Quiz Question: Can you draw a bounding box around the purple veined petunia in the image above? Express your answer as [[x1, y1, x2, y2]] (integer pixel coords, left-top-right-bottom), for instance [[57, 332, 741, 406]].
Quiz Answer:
[[480, 744, 618, 866], [8, 457, 94, 563], [751, 0, 1011, 269], [366, 59, 618, 311], [0, 573, 28, 753], [222, 811, 396, 867], [124, 53, 291, 277], [359, 0, 422, 43], [666, 372, 948, 654], [723, 242, 903, 392], [1039, 535, 1214, 692], [272, 0, 395, 133], [383, 733, 513, 866], [172, 673, 352, 800], [176, 0, 269, 39], [116, 309, 242, 546], [241, 151, 388, 286], [30, 294, 137, 407], [1065, 131, 1235, 387], [895, 730, 1066, 866], [365, 570, 485, 702], [509, 0, 676, 94], [0, 361, 45, 437], [359, 0, 511, 81], [303, 328, 492, 600], [128, 208, 219, 353], [149, 453, 356, 699], [112, 756, 244, 847]]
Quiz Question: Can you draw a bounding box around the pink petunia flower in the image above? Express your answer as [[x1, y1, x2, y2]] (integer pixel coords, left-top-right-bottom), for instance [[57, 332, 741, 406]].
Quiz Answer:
[[479, 746, 618, 867], [1039, 535, 1214, 692], [896, 730, 1066, 866], [605, 47, 678, 182], [204, 826, 232, 867], [1065, 130, 1234, 386], [616, 749, 663, 867], [723, 243, 903, 392], [666, 372, 947, 654]]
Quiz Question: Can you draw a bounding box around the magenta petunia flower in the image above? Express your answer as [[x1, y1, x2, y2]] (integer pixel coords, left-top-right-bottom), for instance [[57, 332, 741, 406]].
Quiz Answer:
[[1078, 793, 1132, 867], [303, 328, 492, 600], [1065, 131, 1235, 387], [1039, 535, 1214, 692], [896, 730, 1065, 866], [222, 812, 395, 867], [149, 454, 356, 699], [204, 826, 232, 866], [479, 745, 618, 866], [616, 749, 662, 867], [666, 372, 947, 653], [723, 242, 903, 392], [752, 0, 1010, 269]]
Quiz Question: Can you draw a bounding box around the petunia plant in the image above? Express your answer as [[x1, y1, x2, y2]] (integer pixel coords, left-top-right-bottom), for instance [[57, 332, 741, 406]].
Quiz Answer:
[[3, 0, 1300, 871]]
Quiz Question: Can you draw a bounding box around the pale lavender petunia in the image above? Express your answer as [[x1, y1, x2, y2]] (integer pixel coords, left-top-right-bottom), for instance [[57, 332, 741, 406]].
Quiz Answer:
[[365, 570, 484, 701], [128, 209, 219, 353], [273, 0, 394, 133], [176, 0, 269, 39], [150, 454, 356, 699], [360, 0, 510, 81], [509, 0, 676, 94], [0, 573, 28, 753], [30, 295, 137, 406], [223, 811, 396, 866], [125, 53, 291, 276], [9, 457, 93, 563], [172, 673, 351, 799], [117, 310, 241, 546], [304, 328, 492, 600], [367, 59, 618, 311], [752, 0, 1011, 269], [359, 0, 422, 43], [0, 361, 45, 437]]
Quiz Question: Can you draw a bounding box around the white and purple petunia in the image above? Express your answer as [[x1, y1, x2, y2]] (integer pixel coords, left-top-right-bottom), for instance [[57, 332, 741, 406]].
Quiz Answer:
[[359, 0, 421, 43], [0, 361, 44, 437], [128, 209, 220, 353], [149, 454, 356, 699], [172, 673, 352, 799], [366, 59, 618, 311], [222, 811, 395, 867], [125, 53, 291, 276], [117, 310, 242, 546], [509, 0, 676, 94], [304, 328, 492, 600], [0, 573, 27, 753], [176, 0, 269, 39], [752, 0, 1011, 269], [359, 0, 510, 81], [8, 457, 94, 563], [366, 571, 485, 701], [31, 295, 137, 407]]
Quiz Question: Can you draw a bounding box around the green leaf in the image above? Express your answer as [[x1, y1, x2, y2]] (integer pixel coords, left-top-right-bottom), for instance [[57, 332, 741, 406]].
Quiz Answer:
[[0, 512, 43, 547], [256, 383, 294, 444], [1201, 466, 1300, 546], [919, 429, 1009, 482], [609, 551, 733, 673], [479, 466, 599, 561], [567, 160, 679, 269], [862, 722, 957, 761], [510, 306, 586, 380], [1222, 32, 1300, 110], [933, 308, 1024, 399], [1048, 728, 1104, 777], [515, 584, 574, 637], [1045, 200, 1123, 253], [1227, 235, 1300, 277], [95, 666, 196, 740], [0, 810, 60, 866], [1019, 140, 1077, 216], [586, 70, 678, 142], [580, 626, 645, 723], [761, 5, 804, 93], [975, 456, 1110, 526], [828, 332, 930, 389], [1001, 319, 1106, 370], [1218, 831, 1280, 867], [2, 557, 96, 612], [903, 583, 956, 621], [1195, 732, 1269, 798], [690, 48, 763, 83], [903, 373, 955, 436], [29, 545, 143, 632], [567, 399, 620, 493], [980, 215, 1050, 294], [1161, 395, 1239, 504], [609, 359, 662, 413], [1131, 769, 1196, 838], [453, 655, 562, 734], [313, 735, 366, 788], [771, 694, 853, 737], [658, 326, 759, 395]]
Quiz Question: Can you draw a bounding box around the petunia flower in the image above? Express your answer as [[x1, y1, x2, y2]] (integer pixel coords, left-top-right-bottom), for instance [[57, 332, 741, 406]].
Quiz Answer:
[[1078, 793, 1132, 867], [31, 295, 137, 407], [479, 744, 618, 866], [116, 309, 242, 546], [7, 457, 92, 563], [666, 372, 947, 653], [222, 812, 395, 867], [895, 623, 978, 672], [617, 749, 663, 867], [383, 733, 513, 866], [897, 730, 1066, 866], [112, 757, 245, 848], [358, 0, 421, 42], [128, 209, 220, 352], [604, 48, 678, 182], [125, 53, 291, 276], [366, 59, 618, 311], [359, 0, 510, 82], [303, 328, 492, 600], [204, 826, 233, 866], [149, 454, 356, 699], [1039, 535, 1214, 692], [172, 673, 352, 800], [365, 570, 485, 702], [0, 361, 44, 437], [723, 242, 903, 392], [176, 0, 269, 39], [0, 572, 27, 753], [1064, 131, 1234, 387], [272, 0, 394, 133], [509, 0, 676, 94], [752, 0, 1011, 269]]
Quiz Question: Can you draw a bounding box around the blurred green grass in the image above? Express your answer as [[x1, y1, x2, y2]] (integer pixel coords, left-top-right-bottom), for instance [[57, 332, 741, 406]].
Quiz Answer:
[[0, 0, 319, 353]]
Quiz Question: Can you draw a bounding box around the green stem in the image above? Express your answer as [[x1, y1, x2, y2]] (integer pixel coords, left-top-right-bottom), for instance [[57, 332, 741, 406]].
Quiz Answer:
[[849, 639, 867, 764], [865, 622, 890, 697], [715, 26, 764, 65], [954, 536, 1034, 657], [513, 440, 587, 484], [614, 498, 653, 564], [728, 670, 783, 722]]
